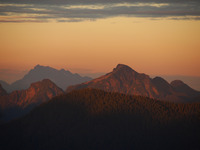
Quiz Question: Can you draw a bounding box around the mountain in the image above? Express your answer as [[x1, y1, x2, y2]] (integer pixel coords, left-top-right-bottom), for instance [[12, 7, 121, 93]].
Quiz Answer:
[[67, 64, 159, 98], [0, 84, 7, 96], [151, 77, 183, 101], [0, 89, 199, 150], [67, 64, 200, 102], [0, 80, 10, 93], [0, 79, 64, 122], [171, 80, 200, 97], [4, 65, 92, 93], [157, 75, 200, 91]]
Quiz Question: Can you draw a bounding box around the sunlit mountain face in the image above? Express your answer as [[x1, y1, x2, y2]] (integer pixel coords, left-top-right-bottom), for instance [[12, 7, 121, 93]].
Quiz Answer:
[[0, 79, 64, 122], [67, 64, 200, 102]]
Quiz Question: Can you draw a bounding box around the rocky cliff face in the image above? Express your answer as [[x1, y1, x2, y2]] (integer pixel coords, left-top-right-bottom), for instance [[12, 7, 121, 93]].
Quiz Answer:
[[67, 64, 200, 102]]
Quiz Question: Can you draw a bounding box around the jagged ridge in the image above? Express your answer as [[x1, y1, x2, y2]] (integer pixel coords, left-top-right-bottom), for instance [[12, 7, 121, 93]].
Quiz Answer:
[[2, 65, 92, 92], [67, 64, 200, 102]]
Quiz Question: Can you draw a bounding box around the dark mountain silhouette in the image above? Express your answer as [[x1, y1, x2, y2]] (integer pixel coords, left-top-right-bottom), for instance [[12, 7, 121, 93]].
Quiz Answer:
[[0, 79, 64, 122], [0, 84, 7, 96], [3, 65, 92, 93], [152, 77, 173, 95], [0, 89, 199, 150], [67, 64, 200, 102], [158, 75, 200, 91], [171, 80, 200, 96], [0, 80, 10, 93], [151, 77, 184, 101]]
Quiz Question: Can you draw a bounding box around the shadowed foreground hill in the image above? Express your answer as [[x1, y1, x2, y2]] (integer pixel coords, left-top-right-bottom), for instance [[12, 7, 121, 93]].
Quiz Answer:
[[0, 89, 200, 150]]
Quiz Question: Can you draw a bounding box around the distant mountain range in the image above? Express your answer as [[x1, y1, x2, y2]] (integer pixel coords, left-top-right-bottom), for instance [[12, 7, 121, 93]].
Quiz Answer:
[[0, 79, 64, 122], [0, 65, 92, 93], [0, 64, 199, 122], [67, 64, 200, 102], [0, 64, 200, 149]]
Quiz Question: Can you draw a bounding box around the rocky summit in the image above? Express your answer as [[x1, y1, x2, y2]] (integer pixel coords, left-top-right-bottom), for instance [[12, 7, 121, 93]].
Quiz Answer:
[[67, 64, 200, 102]]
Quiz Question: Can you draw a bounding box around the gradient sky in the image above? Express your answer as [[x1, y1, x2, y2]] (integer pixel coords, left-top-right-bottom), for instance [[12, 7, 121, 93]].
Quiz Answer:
[[0, 0, 200, 83]]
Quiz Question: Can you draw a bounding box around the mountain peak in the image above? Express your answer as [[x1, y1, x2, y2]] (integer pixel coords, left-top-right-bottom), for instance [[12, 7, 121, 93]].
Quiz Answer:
[[67, 64, 200, 102], [34, 64, 42, 69], [67, 64, 158, 98], [59, 68, 71, 74], [170, 80, 200, 97], [116, 64, 132, 69], [60, 69, 65, 72], [26, 79, 64, 104], [33, 64, 52, 70], [114, 64, 136, 72], [153, 77, 169, 84], [30, 79, 59, 89], [41, 78, 53, 83], [0, 79, 64, 121], [170, 80, 185, 87], [152, 77, 173, 95], [10, 65, 91, 92]]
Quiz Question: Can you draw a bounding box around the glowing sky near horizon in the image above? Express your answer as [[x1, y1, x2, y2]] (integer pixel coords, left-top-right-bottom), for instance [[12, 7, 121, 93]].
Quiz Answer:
[[0, 0, 200, 82]]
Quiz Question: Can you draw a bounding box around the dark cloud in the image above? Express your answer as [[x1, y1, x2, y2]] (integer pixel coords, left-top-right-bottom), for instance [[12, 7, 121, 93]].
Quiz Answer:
[[57, 19, 91, 22], [0, 19, 48, 23], [0, 0, 200, 5], [0, 0, 200, 22]]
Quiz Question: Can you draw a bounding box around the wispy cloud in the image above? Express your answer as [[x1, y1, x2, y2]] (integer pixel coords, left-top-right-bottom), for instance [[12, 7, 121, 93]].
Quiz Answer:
[[0, 0, 200, 22]]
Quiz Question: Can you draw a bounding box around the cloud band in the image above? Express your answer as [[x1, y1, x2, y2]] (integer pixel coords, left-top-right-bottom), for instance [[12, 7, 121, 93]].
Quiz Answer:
[[0, 0, 200, 22]]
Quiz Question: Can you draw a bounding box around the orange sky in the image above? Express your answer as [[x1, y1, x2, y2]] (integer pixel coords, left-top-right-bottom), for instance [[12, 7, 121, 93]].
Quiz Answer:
[[0, 17, 200, 78]]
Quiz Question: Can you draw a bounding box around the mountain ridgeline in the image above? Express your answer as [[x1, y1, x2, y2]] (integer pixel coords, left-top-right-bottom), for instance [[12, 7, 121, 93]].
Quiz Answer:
[[0, 64, 199, 149], [0, 64, 199, 123], [1, 65, 92, 93], [0, 79, 64, 122], [0, 89, 199, 150], [67, 64, 200, 102]]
